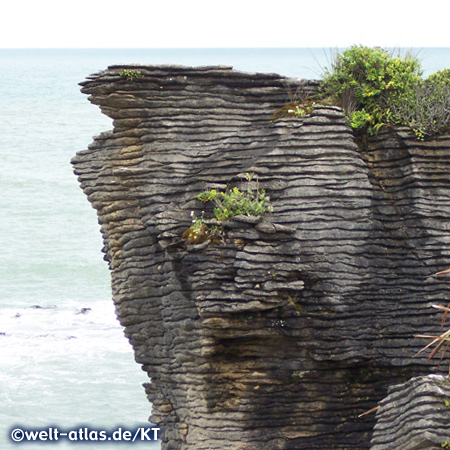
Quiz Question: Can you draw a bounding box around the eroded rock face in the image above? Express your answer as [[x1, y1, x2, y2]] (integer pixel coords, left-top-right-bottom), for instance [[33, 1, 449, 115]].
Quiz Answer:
[[72, 65, 450, 449], [370, 375, 450, 449]]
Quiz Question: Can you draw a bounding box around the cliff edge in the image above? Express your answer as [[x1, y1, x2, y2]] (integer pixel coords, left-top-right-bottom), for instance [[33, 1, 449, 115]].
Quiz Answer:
[[72, 65, 450, 449]]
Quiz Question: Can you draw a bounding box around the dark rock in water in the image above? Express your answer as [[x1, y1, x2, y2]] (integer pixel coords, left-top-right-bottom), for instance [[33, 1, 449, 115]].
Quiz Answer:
[[29, 305, 57, 310], [370, 375, 450, 449], [72, 65, 450, 449], [0, 332, 6, 336], [77, 307, 92, 315]]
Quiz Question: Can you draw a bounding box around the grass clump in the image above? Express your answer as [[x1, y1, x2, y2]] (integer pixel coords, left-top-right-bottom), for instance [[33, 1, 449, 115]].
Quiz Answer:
[[271, 82, 317, 122]]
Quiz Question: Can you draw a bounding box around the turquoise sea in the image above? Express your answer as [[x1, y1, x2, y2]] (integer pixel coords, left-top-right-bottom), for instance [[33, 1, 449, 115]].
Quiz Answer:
[[2, 47, 450, 449]]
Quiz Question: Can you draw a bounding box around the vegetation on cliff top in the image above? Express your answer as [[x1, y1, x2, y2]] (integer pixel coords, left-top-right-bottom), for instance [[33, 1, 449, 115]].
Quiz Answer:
[[273, 46, 450, 141], [319, 45, 450, 140]]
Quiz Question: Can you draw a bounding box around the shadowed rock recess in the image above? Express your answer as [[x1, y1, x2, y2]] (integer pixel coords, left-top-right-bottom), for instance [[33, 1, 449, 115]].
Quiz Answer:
[[71, 65, 450, 450]]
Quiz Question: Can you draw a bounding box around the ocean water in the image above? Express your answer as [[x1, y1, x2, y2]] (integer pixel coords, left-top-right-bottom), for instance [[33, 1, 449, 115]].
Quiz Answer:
[[2, 47, 450, 449]]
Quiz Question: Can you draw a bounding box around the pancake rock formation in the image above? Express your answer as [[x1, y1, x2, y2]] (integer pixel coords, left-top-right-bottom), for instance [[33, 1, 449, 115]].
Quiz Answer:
[[72, 65, 450, 449], [370, 375, 450, 449]]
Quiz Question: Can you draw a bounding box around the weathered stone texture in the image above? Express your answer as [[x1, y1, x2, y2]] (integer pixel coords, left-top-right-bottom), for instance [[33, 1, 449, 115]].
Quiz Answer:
[[371, 375, 450, 449], [72, 65, 450, 449]]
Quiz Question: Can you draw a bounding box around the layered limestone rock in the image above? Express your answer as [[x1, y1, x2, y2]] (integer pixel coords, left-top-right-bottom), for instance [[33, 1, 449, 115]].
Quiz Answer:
[[72, 65, 450, 449], [371, 375, 450, 449]]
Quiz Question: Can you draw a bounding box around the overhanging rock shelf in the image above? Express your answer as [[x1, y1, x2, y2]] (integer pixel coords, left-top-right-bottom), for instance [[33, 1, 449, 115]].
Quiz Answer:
[[72, 65, 450, 449]]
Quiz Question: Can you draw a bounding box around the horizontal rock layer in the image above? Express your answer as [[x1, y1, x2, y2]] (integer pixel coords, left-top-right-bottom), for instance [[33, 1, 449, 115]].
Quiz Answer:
[[371, 375, 450, 449], [72, 65, 450, 449]]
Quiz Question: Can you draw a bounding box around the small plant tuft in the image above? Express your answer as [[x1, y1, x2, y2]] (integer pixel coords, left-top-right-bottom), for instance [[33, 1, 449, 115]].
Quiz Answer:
[[119, 69, 144, 80], [271, 82, 317, 122], [271, 101, 316, 122], [182, 174, 273, 246], [181, 211, 224, 245], [197, 173, 273, 221]]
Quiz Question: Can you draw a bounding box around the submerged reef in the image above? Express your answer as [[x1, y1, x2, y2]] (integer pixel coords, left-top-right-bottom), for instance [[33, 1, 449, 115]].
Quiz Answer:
[[72, 65, 450, 449]]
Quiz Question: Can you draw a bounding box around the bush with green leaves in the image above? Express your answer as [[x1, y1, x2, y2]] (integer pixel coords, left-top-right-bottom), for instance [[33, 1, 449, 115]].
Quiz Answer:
[[319, 45, 450, 139], [197, 174, 273, 221], [320, 45, 422, 135], [182, 174, 273, 246], [391, 68, 450, 140]]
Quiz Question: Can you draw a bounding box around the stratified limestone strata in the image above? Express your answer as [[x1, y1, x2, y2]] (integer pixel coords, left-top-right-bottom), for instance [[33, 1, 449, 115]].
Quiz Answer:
[[72, 65, 450, 449], [370, 375, 450, 449]]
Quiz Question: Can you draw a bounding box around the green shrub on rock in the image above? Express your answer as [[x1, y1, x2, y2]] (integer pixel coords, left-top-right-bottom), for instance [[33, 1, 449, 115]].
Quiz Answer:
[[182, 174, 273, 246], [391, 68, 450, 140], [197, 174, 273, 221], [320, 45, 422, 136], [319, 45, 450, 140]]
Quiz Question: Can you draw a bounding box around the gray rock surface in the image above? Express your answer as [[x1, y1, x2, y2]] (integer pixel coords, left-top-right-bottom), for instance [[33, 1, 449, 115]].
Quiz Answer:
[[371, 375, 450, 450], [72, 65, 450, 449]]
